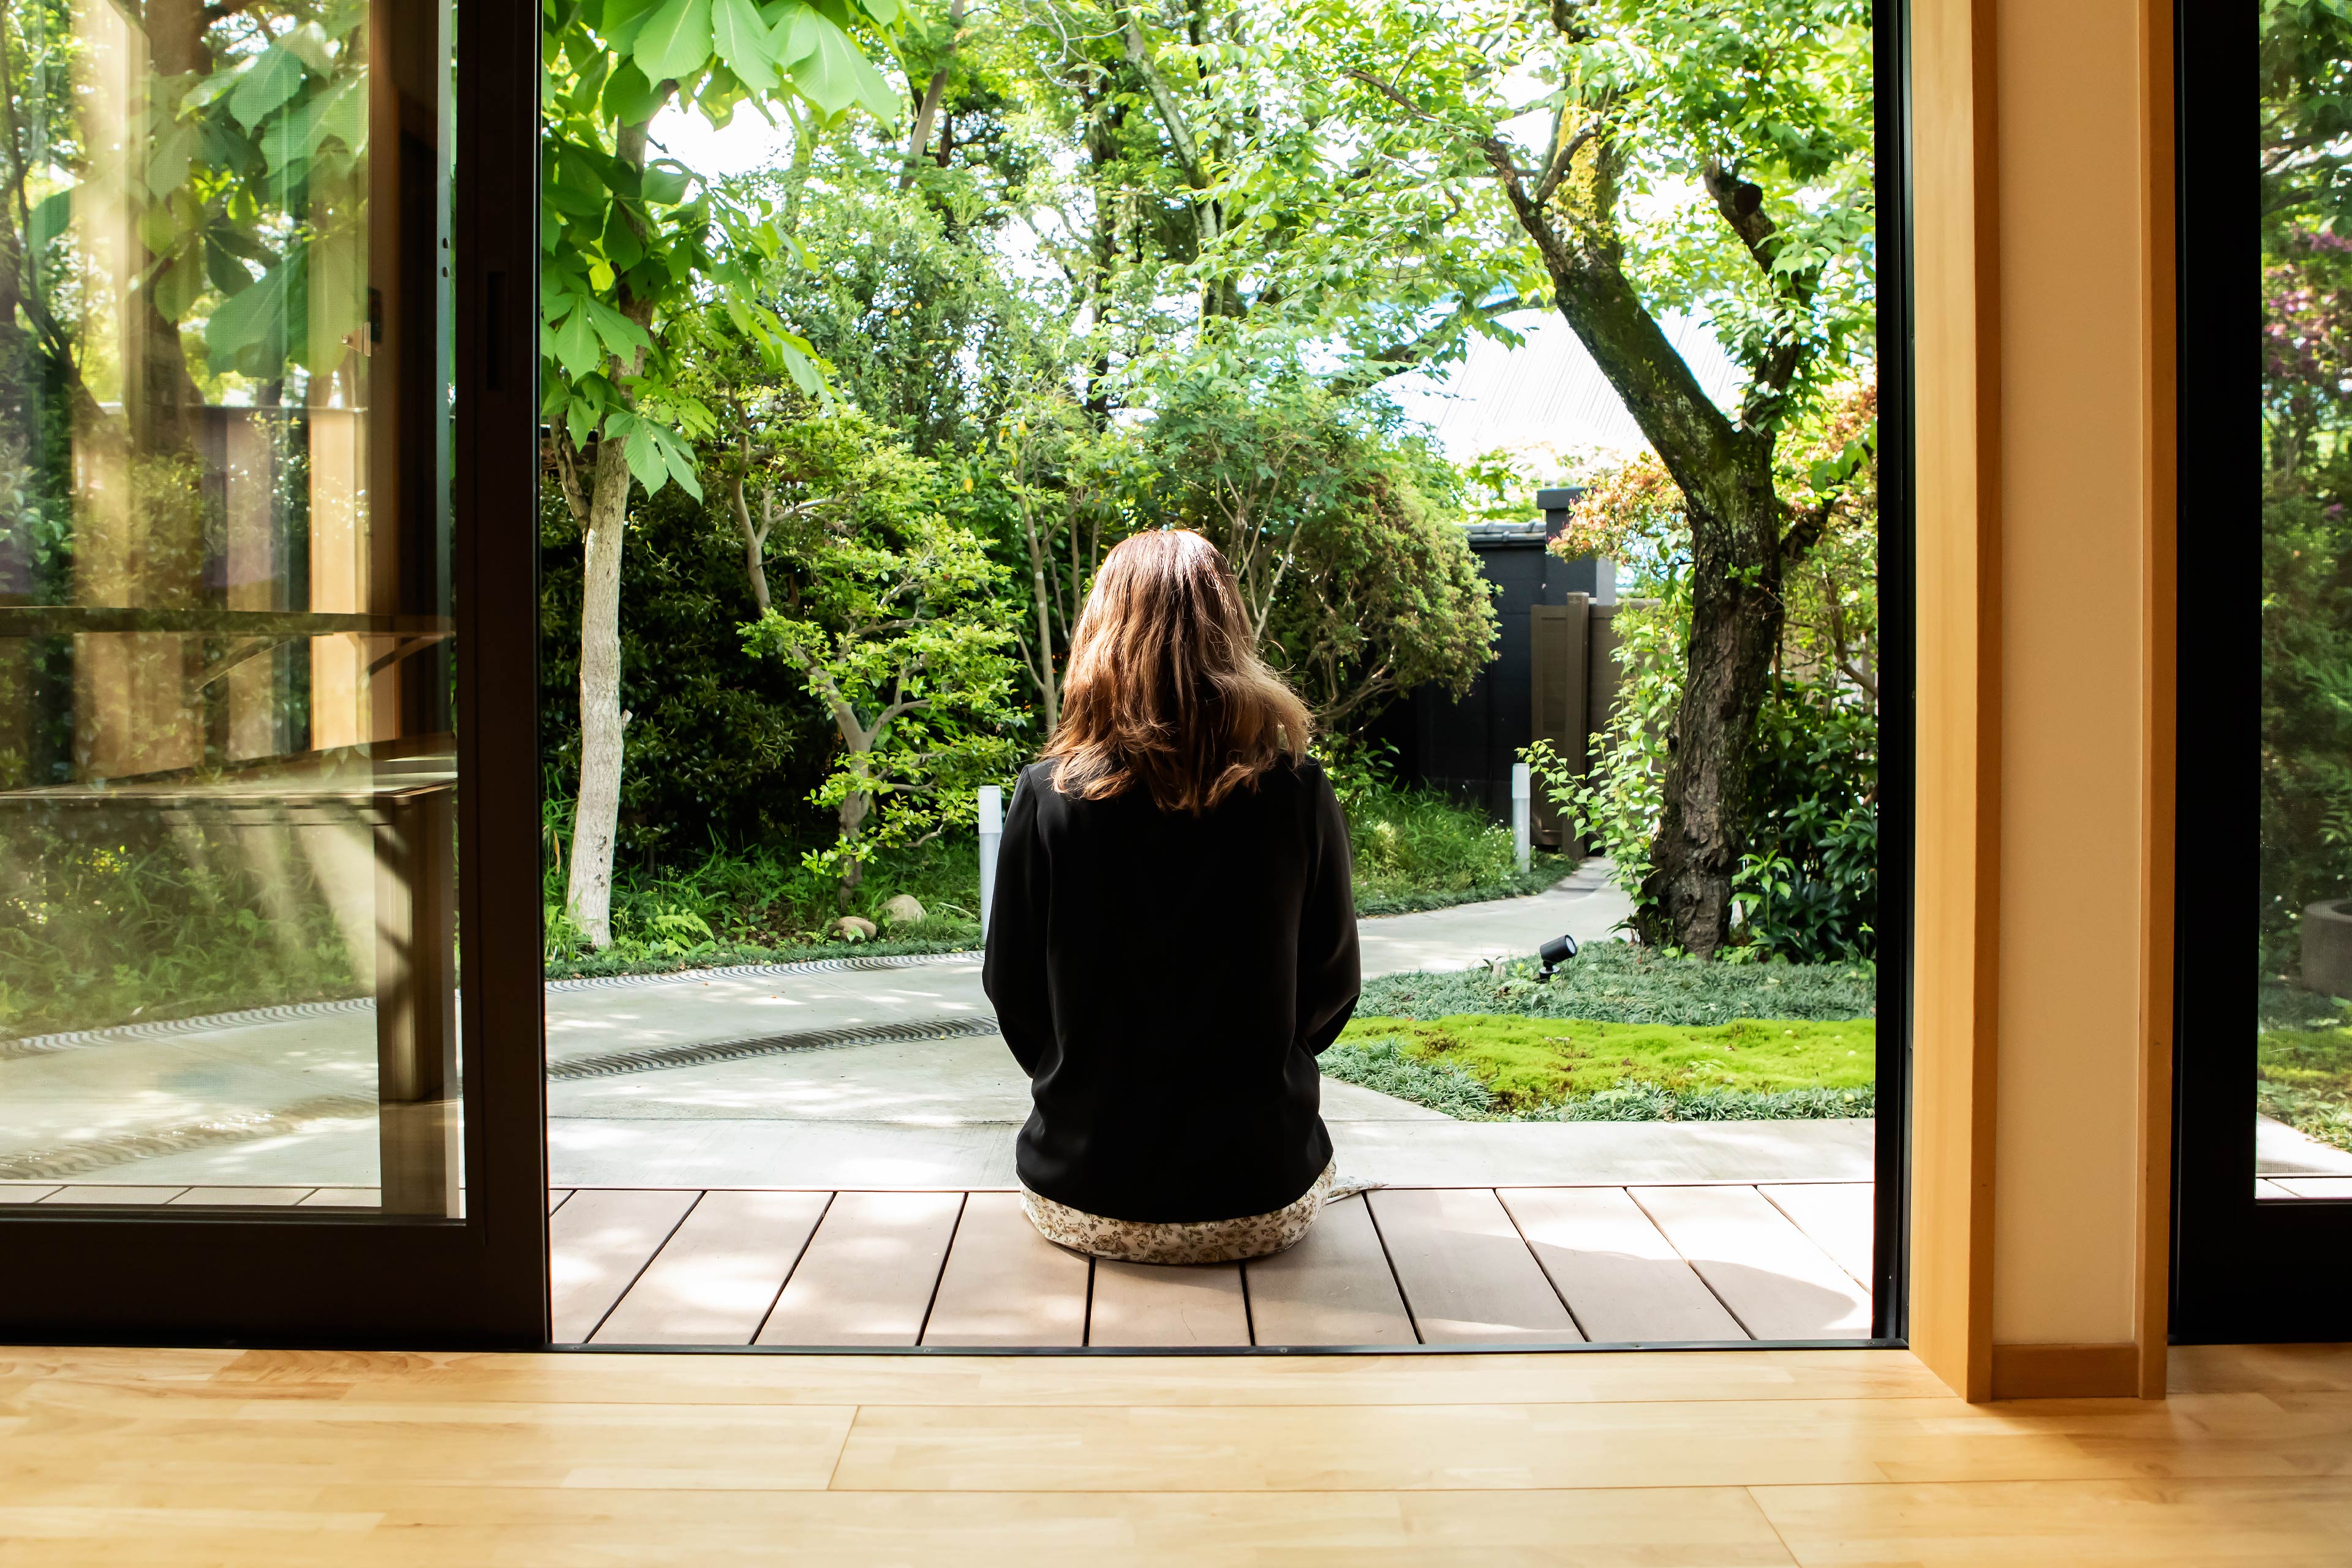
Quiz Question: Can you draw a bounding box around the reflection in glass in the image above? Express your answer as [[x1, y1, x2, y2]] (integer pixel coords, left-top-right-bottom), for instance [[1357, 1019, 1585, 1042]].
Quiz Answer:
[[0, 1, 456, 1213], [2258, 9, 2352, 1199]]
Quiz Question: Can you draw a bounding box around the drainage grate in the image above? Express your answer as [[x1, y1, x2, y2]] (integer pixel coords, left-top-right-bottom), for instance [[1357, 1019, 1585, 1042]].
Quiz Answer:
[[0, 998, 377, 1062], [546, 1014, 1005, 1080], [545, 951, 978, 992]]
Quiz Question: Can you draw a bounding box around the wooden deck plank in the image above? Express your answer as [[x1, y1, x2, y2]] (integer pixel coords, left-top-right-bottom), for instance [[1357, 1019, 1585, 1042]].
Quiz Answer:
[[921, 1191, 1091, 1347], [1499, 1186, 1746, 1344], [1758, 1182, 1877, 1284], [548, 1188, 700, 1344], [549, 1189, 573, 1215], [167, 1186, 315, 1206], [298, 1188, 380, 1207], [1366, 1187, 1580, 1344], [37, 1186, 188, 1205], [1241, 1196, 1417, 1346], [594, 1189, 833, 1346], [2271, 1175, 2352, 1199], [1630, 1185, 1873, 1340], [1087, 1262, 1251, 1347], [0, 1183, 62, 1204], [756, 1191, 963, 1348]]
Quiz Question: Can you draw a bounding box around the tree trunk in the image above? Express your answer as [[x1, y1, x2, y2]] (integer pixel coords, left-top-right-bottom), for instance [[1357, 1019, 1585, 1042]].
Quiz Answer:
[[560, 118, 657, 948], [835, 769, 870, 910], [1020, 499, 1060, 734], [1438, 94, 1797, 957], [565, 431, 633, 946], [1635, 496, 1785, 955]]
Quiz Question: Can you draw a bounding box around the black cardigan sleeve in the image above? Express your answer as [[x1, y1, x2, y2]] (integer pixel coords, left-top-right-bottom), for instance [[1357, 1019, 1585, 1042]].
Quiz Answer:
[[1297, 767, 1360, 1056], [982, 769, 1053, 1076]]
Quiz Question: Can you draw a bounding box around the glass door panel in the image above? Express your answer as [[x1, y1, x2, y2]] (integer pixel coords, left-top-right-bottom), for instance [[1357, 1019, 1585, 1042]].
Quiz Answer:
[[0, 0, 543, 1351], [0, 0, 460, 1216]]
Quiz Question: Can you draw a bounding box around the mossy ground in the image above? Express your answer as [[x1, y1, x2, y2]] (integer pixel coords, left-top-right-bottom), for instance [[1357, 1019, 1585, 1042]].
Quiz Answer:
[[1336, 1012, 1876, 1112], [2258, 1022, 2352, 1153]]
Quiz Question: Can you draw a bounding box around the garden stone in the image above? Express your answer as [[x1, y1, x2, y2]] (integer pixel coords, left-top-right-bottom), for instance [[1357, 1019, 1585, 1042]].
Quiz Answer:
[[834, 915, 878, 941], [880, 894, 927, 926]]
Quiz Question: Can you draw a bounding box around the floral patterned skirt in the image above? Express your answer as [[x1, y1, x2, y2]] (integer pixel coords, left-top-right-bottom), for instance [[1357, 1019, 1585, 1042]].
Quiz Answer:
[[1019, 1159, 1339, 1265]]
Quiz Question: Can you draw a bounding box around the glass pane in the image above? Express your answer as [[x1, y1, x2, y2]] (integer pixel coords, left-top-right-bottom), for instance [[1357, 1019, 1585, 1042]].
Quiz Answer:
[[2260, 8, 2352, 1200], [0, 0, 458, 1214]]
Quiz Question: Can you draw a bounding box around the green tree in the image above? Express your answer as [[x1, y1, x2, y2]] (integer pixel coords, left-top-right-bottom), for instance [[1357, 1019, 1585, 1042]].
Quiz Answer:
[[1140, 372, 1498, 729], [742, 503, 1021, 907], [1306, 0, 1875, 955], [2260, 0, 2352, 971], [540, 0, 901, 946]]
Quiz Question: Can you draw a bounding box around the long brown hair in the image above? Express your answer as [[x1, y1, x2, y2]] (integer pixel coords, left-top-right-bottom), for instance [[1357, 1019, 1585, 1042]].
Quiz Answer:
[[1042, 530, 1311, 813]]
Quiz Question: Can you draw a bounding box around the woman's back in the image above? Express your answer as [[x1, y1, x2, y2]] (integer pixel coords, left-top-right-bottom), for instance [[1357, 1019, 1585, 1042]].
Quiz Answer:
[[984, 756, 1359, 1224]]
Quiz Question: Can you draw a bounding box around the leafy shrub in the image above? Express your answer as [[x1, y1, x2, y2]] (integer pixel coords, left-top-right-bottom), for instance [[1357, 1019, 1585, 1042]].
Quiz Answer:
[[1732, 679, 1878, 962], [1359, 942, 1875, 1027], [541, 833, 982, 973], [0, 816, 361, 1039]]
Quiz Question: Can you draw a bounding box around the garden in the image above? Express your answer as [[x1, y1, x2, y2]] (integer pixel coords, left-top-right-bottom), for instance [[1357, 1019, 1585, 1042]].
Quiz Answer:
[[0, 0, 1886, 1136], [2256, 0, 2352, 1154]]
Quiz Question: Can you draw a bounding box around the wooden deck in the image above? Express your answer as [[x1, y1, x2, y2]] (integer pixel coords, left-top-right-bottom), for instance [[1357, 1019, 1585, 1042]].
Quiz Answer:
[[552, 1182, 1876, 1348]]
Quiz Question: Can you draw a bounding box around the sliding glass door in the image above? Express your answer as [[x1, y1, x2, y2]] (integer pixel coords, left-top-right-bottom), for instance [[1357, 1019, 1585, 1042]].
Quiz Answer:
[[2172, 0, 2352, 1341], [0, 0, 544, 1344]]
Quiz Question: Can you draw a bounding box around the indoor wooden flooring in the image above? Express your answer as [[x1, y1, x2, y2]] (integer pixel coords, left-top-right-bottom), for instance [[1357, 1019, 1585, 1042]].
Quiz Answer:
[[550, 1182, 1879, 1348], [0, 1341, 2343, 1564]]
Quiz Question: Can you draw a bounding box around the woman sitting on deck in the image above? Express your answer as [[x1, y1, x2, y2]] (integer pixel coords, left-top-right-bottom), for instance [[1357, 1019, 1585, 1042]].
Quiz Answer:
[[983, 529, 1360, 1265]]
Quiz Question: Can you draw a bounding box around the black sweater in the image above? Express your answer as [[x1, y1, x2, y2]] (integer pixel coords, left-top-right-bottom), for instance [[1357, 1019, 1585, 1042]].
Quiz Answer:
[[982, 758, 1360, 1223]]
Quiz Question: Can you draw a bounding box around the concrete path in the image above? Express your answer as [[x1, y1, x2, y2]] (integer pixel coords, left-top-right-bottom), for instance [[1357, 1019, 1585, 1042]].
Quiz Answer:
[[0, 861, 1821, 1194]]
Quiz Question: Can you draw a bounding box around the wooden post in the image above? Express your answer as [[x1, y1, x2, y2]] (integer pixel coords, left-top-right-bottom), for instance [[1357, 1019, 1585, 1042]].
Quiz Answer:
[[375, 782, 460, 1213], [1528, 595, 1590, 851]]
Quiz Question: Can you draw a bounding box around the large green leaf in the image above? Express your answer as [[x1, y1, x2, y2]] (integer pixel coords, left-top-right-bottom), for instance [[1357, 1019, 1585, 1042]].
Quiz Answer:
[[205, 259, 290, 374], [711, 0, 780, 90], [777, 6, 898, 119], [601, 202, 646, 268], [228, 46, 309, 130], [603, 60, 671, 124], [25, 188, 70, 253], [552, 305, 603, 379], [633, 0, 714, 83]]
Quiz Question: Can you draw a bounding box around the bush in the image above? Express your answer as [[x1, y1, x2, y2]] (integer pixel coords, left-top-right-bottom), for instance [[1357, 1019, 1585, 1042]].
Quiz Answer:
[[0, 815, 361, 1039], [1359, 941, 1875, 1027], [542, 833, 982, 975], [1343, 778, 1570, 915]]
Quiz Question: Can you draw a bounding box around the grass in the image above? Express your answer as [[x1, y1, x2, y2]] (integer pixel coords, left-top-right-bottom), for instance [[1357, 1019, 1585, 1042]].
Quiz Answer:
[[2258, 1020, 2352, 1154], [1358, 941, 1879, 1028], [1321, 1012, 1874, 1122], [1318, 1036, 1877, 1123]]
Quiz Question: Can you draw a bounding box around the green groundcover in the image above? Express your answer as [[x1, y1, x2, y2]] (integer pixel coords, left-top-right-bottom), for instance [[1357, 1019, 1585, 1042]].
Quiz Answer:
[[1322, 1012, 1877, 1123]]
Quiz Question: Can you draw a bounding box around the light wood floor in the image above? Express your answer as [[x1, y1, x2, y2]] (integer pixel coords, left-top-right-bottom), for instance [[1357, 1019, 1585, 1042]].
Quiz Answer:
[[552, 1183, 1877, 1347], [0, 1341, 2344, 1563]]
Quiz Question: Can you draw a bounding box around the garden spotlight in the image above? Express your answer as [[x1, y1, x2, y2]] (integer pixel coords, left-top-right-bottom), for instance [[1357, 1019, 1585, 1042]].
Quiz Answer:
[[1538, 933, 1579, 981]]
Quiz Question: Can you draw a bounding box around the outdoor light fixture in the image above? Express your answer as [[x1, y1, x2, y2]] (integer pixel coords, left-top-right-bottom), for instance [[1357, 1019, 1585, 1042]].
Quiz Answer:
[[1538, 933, 1580, 981]]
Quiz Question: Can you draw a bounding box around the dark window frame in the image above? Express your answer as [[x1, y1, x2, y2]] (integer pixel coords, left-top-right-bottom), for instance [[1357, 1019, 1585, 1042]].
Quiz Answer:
[[2169, 0, 2352, 1344]]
